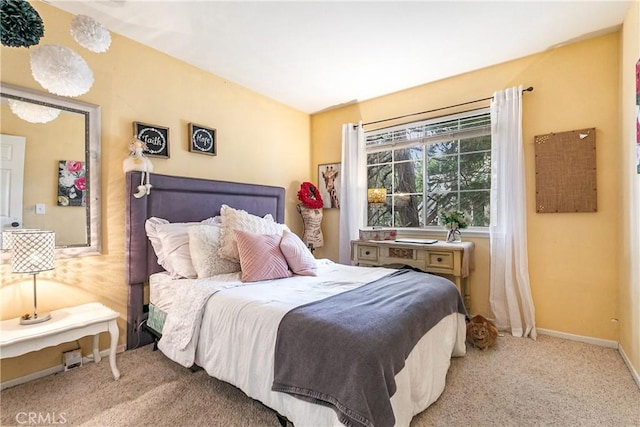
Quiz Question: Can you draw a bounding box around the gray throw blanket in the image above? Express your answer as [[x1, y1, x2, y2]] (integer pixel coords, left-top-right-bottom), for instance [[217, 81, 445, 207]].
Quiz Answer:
[[271, 269, 467, 427]]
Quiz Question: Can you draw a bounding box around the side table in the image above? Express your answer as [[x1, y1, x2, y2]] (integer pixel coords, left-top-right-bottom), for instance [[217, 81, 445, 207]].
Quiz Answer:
[[0, 302, 120, 380], [351, 239, 474, 309]]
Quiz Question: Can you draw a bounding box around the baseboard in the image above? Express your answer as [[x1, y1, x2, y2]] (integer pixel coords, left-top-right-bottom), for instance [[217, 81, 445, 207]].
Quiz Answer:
[[1, 346, 125, 391], [618, 344, 640, 389], [537, 328, 618, 349]]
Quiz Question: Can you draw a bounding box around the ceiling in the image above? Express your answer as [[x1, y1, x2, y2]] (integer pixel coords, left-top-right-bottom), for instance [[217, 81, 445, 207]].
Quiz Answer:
[[47, 1, 631, 114]]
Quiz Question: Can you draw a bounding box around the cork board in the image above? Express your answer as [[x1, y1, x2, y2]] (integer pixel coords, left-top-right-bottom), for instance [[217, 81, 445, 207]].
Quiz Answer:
[[534, 128, 596, 213]]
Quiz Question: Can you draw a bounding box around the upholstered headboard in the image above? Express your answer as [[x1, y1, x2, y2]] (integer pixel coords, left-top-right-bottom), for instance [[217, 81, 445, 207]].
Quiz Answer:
[[125, 171, 286, 348]]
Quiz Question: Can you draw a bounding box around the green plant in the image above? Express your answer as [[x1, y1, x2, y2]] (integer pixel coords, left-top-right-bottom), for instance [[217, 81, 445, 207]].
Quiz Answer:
[[440, 210, 468, 229]]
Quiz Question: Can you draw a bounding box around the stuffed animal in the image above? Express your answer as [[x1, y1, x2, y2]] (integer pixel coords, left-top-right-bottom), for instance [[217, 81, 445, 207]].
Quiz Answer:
[[123, 138, 153, 198], [466, 315, 498, 350], [123, 138, 153, 173]]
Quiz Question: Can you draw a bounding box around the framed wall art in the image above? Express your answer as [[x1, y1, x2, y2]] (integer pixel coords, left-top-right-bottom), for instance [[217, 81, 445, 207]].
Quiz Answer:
[[318, 163, 341, 209], [58, 160, 86, 207], [133, 122, 170, 158], [534, 128, 596, 213], [189, 123, 216, 156]]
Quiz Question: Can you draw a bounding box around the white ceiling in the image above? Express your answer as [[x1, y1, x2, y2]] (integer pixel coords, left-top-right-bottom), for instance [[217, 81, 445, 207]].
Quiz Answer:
[[47, 1, 631, 113]]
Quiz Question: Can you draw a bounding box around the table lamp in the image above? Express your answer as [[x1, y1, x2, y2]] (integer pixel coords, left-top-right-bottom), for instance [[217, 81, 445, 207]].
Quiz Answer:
[[2, 229, 40, 252], [11, 230, 55, 325]]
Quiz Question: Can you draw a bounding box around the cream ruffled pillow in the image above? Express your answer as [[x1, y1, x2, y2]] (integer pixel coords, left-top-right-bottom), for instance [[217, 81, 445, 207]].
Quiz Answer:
[[189, 224, 240, 278], [217, 205, 288, 262]]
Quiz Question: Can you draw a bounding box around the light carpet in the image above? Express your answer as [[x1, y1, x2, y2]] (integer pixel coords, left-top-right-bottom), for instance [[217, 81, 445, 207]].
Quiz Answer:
[[1, 334, 638, 426]]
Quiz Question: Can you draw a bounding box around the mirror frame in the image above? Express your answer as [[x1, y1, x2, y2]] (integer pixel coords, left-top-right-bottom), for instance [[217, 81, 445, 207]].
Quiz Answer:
[[1, 82, 102, 258]]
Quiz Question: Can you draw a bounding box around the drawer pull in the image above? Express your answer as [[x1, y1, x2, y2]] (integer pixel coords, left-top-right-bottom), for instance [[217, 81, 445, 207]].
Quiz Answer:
[[365, 251, 371, 255], [437, 257, 443, 262]]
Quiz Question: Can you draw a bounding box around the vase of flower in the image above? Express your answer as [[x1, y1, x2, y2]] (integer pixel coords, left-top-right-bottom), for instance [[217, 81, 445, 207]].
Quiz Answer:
[[441, 211, 468, 243], [445, 224, 462, 243]]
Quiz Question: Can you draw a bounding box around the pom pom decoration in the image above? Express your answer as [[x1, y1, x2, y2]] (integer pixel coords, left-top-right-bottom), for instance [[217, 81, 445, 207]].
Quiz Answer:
[[70, 14, 111, 53], [8, 99, 61, 123], [30, 44, 94, 97], [297, 182, 324, 209], [0, 0, 45, 48]]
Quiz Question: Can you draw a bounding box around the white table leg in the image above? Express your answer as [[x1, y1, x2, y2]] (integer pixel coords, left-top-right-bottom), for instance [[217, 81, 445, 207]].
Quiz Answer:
[[92, 334, 101, 363], [108, 319, 120, 380]]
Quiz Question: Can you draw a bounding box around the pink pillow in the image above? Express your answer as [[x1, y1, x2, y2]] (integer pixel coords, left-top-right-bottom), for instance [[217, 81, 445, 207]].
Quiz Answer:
[[235, 230, 292, 283], [280, 230, 317, 276]]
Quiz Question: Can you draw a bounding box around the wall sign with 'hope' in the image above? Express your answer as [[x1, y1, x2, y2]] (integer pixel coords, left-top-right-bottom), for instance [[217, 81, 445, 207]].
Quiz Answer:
[[189, 123, 217, 156]]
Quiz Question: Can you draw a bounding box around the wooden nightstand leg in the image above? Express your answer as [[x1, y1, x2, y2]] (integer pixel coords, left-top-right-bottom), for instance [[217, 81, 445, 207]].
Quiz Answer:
[[92, 335, 101, 363], [454, 276, 462, 296], [108, 319, 121, 380], [462, 278, 471, 312]]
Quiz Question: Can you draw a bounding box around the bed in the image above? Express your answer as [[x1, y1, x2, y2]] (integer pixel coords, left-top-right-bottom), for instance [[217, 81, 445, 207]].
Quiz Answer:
[[125, 171, 467, 427]]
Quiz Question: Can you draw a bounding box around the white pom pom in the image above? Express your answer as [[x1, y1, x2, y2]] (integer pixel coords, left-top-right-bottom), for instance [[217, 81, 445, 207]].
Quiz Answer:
[[7, 99, 61, 123], [70, 14, 111, 53], [30, 45, 94, 97]]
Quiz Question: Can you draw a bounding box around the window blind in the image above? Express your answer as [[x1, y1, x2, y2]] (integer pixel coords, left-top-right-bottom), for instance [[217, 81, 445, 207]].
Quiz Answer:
[[365, 108, 490, 152]]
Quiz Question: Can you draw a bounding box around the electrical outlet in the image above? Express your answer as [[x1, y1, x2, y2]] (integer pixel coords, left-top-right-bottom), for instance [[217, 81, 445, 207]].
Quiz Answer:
[[63, 349, 82, 371], [35, 203, 45, 215]]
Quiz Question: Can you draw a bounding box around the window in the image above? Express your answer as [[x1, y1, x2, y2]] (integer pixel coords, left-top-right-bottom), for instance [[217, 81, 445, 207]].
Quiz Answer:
[[365, 108, 491, 229]]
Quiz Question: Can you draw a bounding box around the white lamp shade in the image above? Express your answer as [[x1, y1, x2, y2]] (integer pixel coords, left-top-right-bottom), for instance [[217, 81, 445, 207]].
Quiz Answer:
[[11, 231, 55, 274], [2, 229, 40, 251]]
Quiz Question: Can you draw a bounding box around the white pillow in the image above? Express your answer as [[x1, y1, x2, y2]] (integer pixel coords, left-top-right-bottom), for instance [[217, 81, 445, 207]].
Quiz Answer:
[[217, 205, 288, 263], [145, 216, 218, 278], [189, 224, 241, 278]]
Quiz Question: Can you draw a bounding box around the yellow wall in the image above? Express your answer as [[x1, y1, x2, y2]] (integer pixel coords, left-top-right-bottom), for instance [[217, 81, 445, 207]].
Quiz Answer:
[[311, 33, 624, 343], [0, 2, 310, 382], [619, 0, 640, 382]]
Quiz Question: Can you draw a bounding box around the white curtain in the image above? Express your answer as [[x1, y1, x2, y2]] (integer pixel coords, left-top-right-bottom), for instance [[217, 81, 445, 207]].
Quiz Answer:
[[489, 86, 537, 339], [338, 122, 366, 265]]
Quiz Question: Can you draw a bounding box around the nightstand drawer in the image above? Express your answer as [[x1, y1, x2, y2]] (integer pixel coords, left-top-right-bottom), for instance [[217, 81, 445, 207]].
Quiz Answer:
[[426, 252, 453, 269], [358, 245, 378, 261]]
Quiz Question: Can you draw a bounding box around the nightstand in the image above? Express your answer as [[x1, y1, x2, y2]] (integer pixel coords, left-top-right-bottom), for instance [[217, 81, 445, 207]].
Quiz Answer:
[[351, 239, 474, 309], [0, 302, 120, 380]]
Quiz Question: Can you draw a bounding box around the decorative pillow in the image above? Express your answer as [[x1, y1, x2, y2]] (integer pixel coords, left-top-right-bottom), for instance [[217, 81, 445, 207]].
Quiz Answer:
[[145, 216, 218, 278], [280, 230, 317, 276], [235, 230, 292, 282], [189, 224, 241, 278], [217, 205, 288, 263]]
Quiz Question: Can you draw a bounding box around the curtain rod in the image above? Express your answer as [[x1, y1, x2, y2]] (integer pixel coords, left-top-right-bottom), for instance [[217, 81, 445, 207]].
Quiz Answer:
[[361, 86, 534, 127]]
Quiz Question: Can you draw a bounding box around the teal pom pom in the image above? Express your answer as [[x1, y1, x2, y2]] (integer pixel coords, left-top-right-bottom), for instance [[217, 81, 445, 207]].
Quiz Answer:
[[0, 0, 45, 48]]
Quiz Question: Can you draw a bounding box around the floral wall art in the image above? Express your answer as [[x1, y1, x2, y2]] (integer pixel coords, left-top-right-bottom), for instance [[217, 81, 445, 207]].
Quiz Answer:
[[58, 160, 86, 206]]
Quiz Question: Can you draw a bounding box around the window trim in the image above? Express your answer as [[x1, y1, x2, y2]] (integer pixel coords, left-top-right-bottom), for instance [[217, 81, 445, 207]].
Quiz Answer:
[[364, 107, 491, 230]]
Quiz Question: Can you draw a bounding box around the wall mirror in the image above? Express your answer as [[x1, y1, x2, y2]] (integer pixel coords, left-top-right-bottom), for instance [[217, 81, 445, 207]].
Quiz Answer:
[[0, 82, 101, 259]]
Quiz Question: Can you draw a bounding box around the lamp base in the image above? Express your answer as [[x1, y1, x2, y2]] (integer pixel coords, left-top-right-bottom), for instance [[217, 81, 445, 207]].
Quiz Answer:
[[19, 312, 51, 325]]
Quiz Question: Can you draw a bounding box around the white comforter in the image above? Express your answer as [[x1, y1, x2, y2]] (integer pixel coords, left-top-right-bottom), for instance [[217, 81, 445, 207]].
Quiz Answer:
[[158, 260, 466, 426]]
